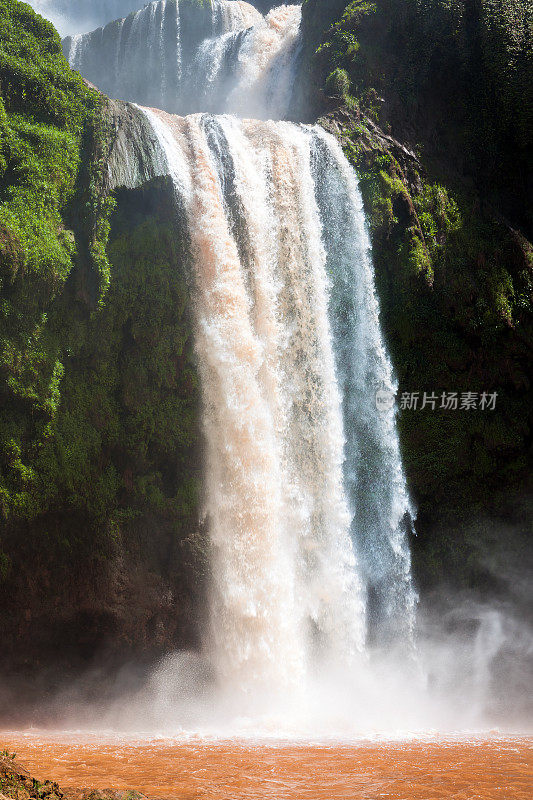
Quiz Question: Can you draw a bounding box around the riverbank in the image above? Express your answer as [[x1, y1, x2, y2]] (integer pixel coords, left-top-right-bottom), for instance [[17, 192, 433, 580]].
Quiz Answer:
[[0, 753, 147, 800]]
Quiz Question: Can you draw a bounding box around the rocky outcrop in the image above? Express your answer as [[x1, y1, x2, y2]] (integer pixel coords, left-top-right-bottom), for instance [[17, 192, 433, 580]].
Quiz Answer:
[[0, 754, 55, 800], [105, 101, 168, 190]]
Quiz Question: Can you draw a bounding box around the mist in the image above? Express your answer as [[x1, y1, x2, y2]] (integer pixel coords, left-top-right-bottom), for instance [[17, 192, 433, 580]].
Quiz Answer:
[[2, 551, 531, 739]]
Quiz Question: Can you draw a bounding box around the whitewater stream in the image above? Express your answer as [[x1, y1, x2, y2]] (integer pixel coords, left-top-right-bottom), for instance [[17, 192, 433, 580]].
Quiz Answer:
[[138, 108, 417, 702]]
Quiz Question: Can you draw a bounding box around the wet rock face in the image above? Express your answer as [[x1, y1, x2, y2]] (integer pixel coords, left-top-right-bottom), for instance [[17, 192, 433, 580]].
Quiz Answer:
[[105, 101, 169, 190]]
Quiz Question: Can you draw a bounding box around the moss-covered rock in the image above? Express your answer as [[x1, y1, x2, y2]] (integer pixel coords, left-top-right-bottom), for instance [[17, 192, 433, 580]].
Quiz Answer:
[[0, 0, 110, 542], [0, 1, 204, 672], [303, 0, 533, 234], [304, 0, 533, 590], [325, 67, 352, 101]]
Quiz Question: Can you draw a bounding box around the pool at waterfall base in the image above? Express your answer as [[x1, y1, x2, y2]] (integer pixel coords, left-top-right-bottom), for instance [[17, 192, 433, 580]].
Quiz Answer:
[[2, 732, 532, 799]]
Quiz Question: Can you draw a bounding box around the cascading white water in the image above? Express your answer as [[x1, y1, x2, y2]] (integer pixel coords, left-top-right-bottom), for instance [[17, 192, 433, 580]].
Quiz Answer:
[[310, 131, 417, 645], [142, 110, 366, 693], [194, 5, 302, 119], [215, 0, 262, 30], [139, 107, 416, 697], [64, 1, 301, 119], [52, 0, 418, 716], [229, 6, 302, 117]]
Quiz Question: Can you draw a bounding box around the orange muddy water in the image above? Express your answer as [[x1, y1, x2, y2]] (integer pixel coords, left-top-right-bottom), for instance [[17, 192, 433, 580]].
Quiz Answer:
[[2, 733, 532, 799]]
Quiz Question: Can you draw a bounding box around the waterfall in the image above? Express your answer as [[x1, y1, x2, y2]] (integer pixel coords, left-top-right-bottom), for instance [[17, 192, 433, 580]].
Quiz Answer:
[[214, 0, 263, 30], [55, 0, 418, 712], [310, 132, 417, 645], [63, 1, 301, 119], [143, 111, 364, 693], [138, 108, 416, 695]]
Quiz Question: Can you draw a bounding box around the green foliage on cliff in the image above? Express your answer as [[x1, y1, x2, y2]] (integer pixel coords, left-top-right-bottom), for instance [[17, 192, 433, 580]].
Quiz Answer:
[[0, 0, 109, 531], [306, 0, 533, 584], [0, 2, 200, 584], [306, 0, 533, 234], [20, 179, 200, 565], [324, 67, 352, 100]]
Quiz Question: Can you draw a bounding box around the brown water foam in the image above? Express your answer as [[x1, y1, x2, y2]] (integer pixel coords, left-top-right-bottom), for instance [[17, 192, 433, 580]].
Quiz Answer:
[[2, 734, 532, 799]]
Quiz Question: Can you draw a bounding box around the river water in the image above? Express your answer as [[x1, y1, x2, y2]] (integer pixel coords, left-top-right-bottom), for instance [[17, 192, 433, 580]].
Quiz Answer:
[[2, 732, 532, 799]]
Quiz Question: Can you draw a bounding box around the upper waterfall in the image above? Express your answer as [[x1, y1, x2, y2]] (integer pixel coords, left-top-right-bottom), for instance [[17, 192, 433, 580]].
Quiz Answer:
[[64, 1, 302, 120]]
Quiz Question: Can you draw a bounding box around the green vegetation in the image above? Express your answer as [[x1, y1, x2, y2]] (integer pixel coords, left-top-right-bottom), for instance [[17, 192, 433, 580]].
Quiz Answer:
[[303, 0, 533, 586], [0, 753, 51, 800], [0, 1, 200, 600], [305, 0, 533, 233], [324, 67, 351, 100], [0, 0, 109, 557]]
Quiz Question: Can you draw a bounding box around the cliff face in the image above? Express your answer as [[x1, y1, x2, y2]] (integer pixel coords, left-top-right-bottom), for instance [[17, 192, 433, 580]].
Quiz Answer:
[[302, 0, 533, 234], [0, 0, 204, 683], [300, 0, 533, 593], [0, 168, 206, 682]]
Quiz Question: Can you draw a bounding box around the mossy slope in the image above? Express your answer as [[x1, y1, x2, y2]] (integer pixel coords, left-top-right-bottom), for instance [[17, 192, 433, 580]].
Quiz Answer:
[[0, 0, 109, 528], [303, 0, 533, 589], [0, 0, 202, 671]]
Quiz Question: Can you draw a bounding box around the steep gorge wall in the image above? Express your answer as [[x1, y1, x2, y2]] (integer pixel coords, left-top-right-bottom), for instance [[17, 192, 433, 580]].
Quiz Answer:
[[300, 0, 533, 595], [0, 171, 205, 686], [0, 1, 204, 684]]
